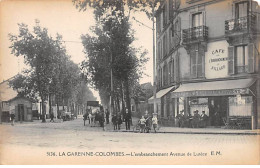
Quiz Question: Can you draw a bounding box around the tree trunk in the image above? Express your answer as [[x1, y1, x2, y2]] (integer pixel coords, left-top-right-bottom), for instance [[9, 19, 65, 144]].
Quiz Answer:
[[120, 82, 125, 117], [56, 95, 60, 119], [41, 97, 46, 122], [116, 94, 120, 114], [124, 79, 131, 117], [49, 94, 52, 114]]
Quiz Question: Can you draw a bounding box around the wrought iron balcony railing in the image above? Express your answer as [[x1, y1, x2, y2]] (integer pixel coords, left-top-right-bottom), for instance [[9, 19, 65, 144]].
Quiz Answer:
[[225, 14, 256, 34], [182, 26, 208, 44]]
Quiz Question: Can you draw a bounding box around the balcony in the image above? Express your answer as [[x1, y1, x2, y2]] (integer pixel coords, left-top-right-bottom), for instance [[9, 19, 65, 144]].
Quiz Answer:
[[225, 14, 256, 35], [182, 26, 208, 45]]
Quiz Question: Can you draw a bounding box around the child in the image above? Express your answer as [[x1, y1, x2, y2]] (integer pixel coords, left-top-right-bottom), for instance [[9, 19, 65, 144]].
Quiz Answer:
[[139, 116, 146, 133], [152, 113, 158, 133]]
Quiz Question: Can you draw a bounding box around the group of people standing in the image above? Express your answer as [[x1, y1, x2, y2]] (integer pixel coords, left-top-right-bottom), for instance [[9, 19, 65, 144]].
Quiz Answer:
[[177, 110, 209, 128], [112, 109, 131, 130]]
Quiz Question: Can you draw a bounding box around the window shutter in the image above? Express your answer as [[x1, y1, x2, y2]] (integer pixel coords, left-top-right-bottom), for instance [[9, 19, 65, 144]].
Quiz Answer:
[[190, 51, 197, 78], [248, 43, 255, 73], [197, 46, 204, 77], [174, 54, 179, 82], [177, 17, 181, 45], [156, 16, 160, 33], [228, 46, 235, 75]]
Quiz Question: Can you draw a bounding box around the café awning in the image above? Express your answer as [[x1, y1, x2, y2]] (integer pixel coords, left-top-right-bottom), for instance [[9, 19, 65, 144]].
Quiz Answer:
[[171, 78, 256, 98], [148, 86, 175, 104]]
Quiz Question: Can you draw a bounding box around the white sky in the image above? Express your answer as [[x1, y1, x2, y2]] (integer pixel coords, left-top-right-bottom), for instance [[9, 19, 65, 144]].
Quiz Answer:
[[0, 0, 154, 102]]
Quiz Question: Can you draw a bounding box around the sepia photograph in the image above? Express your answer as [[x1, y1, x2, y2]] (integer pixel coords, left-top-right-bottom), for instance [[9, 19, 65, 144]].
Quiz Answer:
[[0, 0, 260, 165]]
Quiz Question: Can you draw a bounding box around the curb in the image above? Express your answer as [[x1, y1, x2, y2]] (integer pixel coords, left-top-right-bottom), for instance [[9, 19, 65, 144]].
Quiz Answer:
[[118, 130, 259, 135]]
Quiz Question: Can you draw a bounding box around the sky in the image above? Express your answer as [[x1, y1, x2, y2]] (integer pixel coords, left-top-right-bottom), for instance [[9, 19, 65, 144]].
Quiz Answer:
[[0, 0, 154, 102], [1, 0, 259, 102]]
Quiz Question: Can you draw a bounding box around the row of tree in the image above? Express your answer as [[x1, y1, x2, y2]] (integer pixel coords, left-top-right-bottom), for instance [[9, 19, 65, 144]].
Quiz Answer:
[[73, 0, 160, 117], [8, 20, 96, 122]]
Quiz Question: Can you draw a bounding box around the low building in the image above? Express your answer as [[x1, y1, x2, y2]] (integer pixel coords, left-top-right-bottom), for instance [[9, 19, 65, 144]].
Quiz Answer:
[[0, 79, 35, 122]]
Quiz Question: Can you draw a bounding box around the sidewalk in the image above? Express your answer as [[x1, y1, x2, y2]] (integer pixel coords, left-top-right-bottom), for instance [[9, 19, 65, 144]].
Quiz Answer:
[[111, 125, 260, 135]]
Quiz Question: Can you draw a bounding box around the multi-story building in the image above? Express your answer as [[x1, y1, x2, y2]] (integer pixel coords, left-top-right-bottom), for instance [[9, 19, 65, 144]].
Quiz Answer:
[[149, 0, 260, 129]]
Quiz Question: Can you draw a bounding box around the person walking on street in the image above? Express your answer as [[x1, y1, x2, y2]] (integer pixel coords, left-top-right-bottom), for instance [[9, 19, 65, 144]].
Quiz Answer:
[[124, 109, 131, 130], [105, 109, 110, 124], [117, 115, 122, 130], [10, 111, 15, 126], [112, 114, 117, 130]]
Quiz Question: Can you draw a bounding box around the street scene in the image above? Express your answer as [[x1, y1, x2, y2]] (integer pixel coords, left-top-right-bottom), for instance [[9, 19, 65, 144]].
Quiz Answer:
[[0, 0, 260, 165]]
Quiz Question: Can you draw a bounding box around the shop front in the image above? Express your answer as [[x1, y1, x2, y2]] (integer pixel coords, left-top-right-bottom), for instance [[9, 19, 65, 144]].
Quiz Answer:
[[171, 78, 257, 129]]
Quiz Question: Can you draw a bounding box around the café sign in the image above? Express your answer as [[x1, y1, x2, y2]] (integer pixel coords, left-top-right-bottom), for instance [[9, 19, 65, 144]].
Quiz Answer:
[[205, 41, 229, 79]]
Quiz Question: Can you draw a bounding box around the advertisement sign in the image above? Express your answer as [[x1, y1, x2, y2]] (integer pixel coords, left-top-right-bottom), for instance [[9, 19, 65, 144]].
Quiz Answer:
[[205, 41, 229, 79]]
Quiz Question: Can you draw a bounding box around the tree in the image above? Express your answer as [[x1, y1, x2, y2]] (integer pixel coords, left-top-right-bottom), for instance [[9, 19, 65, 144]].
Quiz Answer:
[[9, 20, 74, 122]]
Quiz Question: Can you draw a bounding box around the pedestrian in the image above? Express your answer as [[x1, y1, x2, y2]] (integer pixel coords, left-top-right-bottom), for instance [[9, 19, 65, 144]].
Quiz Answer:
[[200, 111, 208, 128], [117, 115, 122, 130], [152, 113, 158, 133], [139, 116, 146, 133], [124, 109, 131, 130], [105, 109, 110, 124], [176, 110, 184, 127], [99, 112, 105, 131], [10, 111, 15, 126], [50, 112, 54, 123], [112, 114, 117, 130], [88, 112, 92, 125], [192, 110, 200, 128], [83, 112, 88, 126]]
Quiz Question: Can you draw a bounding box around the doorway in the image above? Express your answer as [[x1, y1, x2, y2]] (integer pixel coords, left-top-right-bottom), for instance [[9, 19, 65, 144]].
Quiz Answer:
[[208, 97, 228, 126], [18, 104, 24, 121]]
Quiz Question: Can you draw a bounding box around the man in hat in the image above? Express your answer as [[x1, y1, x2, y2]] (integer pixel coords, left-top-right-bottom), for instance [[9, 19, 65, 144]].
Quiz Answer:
[[192, 110, 200, 128]]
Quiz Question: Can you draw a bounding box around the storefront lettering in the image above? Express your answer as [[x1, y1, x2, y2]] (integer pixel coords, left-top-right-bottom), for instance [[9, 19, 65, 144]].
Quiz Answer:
[[172, 89, 249, 98]]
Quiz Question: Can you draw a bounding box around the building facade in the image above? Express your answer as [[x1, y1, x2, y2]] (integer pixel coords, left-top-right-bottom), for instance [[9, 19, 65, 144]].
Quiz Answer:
[[150, 0, 260, 129]]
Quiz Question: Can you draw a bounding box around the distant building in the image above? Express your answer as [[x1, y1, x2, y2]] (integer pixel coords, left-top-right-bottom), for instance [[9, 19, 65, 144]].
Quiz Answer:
[[0, 78, 37, 122], [149, 0, 260, 129]]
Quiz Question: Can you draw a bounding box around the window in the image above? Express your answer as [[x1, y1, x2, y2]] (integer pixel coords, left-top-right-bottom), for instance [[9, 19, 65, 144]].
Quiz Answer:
[[169, 61, 172, 84], [163, 35, 167, 57], [158, 41, 161, 60], [229, 96, 252, 116], [190, 45, 204, 78], [235, 1, 248, 19], [163, 64, 168, 86], [162, 6, 167, 27], [192, 12, 203, 27], [235, 45, 248, 73], [172, 59, 175, 82]]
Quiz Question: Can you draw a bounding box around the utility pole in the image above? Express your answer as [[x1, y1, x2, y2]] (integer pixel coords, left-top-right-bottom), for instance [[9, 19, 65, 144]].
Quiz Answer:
[[152, 1, 157, 115], [132, 1, 157, 114]]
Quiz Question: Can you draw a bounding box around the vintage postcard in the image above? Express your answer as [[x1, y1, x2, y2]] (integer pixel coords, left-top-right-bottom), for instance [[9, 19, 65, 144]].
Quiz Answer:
[[0, 0, 260, 165]]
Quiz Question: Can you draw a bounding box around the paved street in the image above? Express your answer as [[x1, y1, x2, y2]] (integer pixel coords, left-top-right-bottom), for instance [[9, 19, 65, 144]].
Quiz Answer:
[[0, 118, 259, 165]]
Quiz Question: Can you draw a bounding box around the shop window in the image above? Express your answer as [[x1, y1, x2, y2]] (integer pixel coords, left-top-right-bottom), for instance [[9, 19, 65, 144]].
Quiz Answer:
[[189, 98, 209, 116], [229, 96, 252, 116]]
